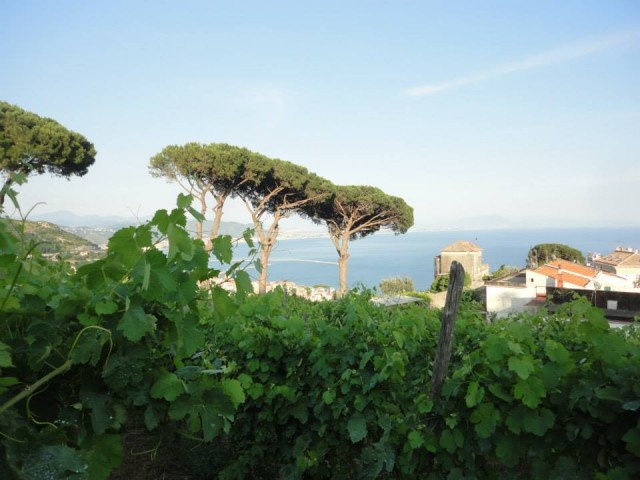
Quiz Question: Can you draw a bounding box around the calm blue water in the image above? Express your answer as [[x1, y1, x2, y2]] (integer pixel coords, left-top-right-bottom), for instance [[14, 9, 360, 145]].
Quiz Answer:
[[221, 227, 640, 290]]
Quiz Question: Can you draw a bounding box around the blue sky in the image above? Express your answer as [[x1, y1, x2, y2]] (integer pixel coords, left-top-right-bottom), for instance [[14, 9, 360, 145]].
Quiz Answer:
[[2, 1, 639, 229]]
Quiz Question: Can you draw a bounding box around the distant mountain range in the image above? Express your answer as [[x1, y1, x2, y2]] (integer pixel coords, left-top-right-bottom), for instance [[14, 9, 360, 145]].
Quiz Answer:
[[27, 210, 153, 228], [26, 210, 253, 247]]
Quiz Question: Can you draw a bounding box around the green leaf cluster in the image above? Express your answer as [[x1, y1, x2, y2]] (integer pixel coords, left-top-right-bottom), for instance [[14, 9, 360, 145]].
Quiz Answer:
[[0, 195, 250, 478], [197, 293, 640, 479], [2, 190, 639, 478]]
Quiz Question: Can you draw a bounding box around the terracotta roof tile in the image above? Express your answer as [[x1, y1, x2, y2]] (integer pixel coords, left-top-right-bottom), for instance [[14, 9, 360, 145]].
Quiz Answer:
[[533, 265, 591, 287], [547, 259, 597, 277]]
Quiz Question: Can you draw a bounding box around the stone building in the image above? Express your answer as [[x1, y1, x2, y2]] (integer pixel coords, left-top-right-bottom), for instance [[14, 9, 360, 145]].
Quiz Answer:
[[434, 240, 490, 287]]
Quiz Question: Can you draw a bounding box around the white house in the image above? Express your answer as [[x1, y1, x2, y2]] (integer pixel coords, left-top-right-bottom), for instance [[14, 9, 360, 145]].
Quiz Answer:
[[592, 247, 640, 288], [484, 258, 636, 317]]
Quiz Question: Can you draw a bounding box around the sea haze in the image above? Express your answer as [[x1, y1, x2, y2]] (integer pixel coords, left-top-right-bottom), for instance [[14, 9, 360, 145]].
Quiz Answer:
[[223, 227, 640, 290]]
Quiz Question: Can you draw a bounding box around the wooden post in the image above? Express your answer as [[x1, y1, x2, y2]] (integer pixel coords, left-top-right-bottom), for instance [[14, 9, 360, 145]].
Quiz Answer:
[[429, 261, 465, 400]]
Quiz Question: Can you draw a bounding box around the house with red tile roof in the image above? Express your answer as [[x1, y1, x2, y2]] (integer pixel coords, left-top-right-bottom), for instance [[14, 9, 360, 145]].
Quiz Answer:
[[483, 258, 636, 318], [525, 259, 629, 291]]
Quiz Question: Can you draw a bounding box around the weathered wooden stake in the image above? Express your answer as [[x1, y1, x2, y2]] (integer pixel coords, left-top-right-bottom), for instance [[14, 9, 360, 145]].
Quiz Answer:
[[429, 261, 465, 400]]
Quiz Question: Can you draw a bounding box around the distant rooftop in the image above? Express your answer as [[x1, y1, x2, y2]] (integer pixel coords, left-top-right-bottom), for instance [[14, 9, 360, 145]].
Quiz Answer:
[[441, 240, 482, 253], [534, 265, 590, 287], [546, 259, 596, 278], [594, 248, 640, 268]]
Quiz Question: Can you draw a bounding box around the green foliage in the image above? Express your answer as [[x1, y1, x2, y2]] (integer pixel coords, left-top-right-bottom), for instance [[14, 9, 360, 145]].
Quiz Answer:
[[405, 290, 432, 305], [311, 185, 414, 241], [3, 191, 640, 478], [0, 101, 96, 207], [149, 143, 256, 241], [177, 291, 638, 479], [379, 276, 414, 295], [2, 218, 102, 259], [0, 194, 254, 478], [527, 243, 586, 267], [307, 184, 414, 296], [431, 274, 449, 292], [484, 264, 520, 281], [430, 272, 472, 292]]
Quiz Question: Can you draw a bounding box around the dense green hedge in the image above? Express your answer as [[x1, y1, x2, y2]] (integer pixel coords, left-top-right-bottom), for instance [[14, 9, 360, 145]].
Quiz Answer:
[[204, 293, 640, 479], [1, 197, 639, 479]]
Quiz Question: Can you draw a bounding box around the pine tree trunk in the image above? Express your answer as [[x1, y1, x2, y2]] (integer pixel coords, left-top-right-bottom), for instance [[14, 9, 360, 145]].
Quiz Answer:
[[208, 202, 224, 249], [258, 239, 274, 294], [337, 254, 349, 298]]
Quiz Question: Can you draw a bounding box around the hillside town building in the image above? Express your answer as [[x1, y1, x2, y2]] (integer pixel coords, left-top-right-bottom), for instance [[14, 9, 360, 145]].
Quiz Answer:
[[591, 247, 640, 288], [434, 240, 490, 287], [483, 255, 640, 318]]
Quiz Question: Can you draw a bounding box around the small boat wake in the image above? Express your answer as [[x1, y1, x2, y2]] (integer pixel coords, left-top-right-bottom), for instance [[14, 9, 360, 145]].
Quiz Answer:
[[269, 259, 337, 266]]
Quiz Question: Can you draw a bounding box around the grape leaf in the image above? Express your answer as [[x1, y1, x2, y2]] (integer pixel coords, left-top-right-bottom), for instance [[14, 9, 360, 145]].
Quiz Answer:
[[95, 300, 118, 315], [347, 413, 367, 443], [0, 341, 14, 368], [222, 378, 246, 408], [118, 301, 156, 341], [150, 371, 184, 402], [508, 355, 535, 380], [213, 235, 233, 264], [523, 407, 555, 436], [83, 434, 123, 480], [235, 270, 253, 299], [69, 327, 110, 366], [470, 403, 501, 438], [23, 445, 87, 478], [514, 376, 546, 408], [465, 381, 485, 408]]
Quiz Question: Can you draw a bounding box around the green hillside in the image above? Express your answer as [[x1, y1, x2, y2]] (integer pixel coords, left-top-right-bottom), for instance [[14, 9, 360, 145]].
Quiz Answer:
[[2, 218, 104, 263]]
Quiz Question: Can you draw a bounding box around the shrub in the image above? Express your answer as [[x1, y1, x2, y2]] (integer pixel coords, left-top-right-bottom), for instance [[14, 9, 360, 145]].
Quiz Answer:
[[379, 276, 414, 295], [430, 272, 472, 292]]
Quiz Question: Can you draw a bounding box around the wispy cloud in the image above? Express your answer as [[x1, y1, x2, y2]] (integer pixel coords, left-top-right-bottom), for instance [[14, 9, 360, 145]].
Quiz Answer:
[[406, 29, 640, 97]]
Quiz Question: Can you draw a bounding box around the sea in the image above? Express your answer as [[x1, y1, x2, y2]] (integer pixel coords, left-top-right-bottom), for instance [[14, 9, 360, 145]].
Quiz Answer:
[[221, 227, 640, 291]]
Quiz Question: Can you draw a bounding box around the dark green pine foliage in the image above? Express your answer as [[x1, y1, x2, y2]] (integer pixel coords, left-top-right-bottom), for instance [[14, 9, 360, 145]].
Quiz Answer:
[[0, 100, 96, 207]]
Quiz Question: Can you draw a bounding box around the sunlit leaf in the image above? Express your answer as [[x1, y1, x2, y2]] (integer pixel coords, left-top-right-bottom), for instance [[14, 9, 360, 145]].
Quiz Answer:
[[150, 371, 184, 401], [508, 355, 535, 380], [213, 235, 233, 264], [222, 378, 246, 408]]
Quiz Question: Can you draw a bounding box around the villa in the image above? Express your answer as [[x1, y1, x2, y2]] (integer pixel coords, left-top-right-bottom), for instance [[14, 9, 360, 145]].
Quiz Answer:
[[483, 256, 640, 318]]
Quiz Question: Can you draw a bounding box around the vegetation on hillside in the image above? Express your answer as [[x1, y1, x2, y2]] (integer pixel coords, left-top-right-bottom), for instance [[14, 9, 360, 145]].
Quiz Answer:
[[2, 201, 639, 477], [2, 218, 103, 263]]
